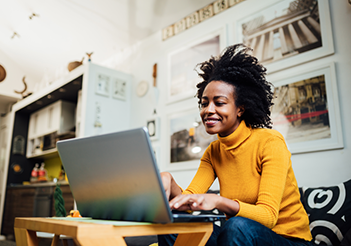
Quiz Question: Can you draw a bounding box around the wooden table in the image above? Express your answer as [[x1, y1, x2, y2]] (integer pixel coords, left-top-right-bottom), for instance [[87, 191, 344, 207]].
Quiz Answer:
[[14, 217, 213, 246]]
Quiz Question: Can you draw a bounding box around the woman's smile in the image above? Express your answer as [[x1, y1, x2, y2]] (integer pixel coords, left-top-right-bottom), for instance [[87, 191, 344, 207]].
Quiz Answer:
[[204, 117, 221, 126]]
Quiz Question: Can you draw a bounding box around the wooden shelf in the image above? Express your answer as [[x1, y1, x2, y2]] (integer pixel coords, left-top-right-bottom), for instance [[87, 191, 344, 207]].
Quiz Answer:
[[27, 148, 59, 160]]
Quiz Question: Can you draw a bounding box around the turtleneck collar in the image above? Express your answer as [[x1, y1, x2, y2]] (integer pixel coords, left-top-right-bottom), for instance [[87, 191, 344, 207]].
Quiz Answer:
[[218, 120, 251, 150]]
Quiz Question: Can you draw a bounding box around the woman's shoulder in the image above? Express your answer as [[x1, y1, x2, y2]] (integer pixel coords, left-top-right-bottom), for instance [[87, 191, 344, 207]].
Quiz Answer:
[[208, 139, 221, 148], [252, 127, 285, 141]]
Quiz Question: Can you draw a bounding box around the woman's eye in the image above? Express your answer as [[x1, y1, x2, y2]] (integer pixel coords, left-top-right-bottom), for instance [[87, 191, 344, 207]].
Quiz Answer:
[[201, 102, 208, 107]]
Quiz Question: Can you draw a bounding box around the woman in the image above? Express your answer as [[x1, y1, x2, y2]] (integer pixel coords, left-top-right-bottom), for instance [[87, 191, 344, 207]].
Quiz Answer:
[[160, 44, 313, 246]]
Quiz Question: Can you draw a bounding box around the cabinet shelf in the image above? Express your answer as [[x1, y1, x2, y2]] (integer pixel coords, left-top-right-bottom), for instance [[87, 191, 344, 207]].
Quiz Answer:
[[27, 148, 58, 160]]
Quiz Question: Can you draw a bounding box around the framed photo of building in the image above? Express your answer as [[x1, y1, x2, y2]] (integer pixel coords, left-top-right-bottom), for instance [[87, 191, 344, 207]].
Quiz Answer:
[[167, 28, 225, 104], [166, 107, 217, 171], [268, 62, 343, 154], [236, 0, 334, 74]]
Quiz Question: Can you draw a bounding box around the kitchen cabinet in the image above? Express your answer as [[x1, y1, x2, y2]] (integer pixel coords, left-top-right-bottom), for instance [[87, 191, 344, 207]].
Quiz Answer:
[[2, 183, 74, 236], [0, 62, 132, 234], [26, 100, 76, 158]]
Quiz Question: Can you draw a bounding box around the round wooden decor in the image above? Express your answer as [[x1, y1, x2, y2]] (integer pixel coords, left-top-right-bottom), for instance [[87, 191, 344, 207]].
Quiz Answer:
[[0, 64, 6, 82]]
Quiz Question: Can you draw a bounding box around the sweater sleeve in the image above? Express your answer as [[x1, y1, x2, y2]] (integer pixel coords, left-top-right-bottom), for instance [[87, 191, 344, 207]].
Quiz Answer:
[[236, 136, 291, 229], [183, 146, 216, 195]]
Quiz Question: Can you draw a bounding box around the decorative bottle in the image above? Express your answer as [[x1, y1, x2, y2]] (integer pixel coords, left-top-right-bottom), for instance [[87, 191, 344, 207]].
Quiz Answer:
[[30, 163, 39, 182]]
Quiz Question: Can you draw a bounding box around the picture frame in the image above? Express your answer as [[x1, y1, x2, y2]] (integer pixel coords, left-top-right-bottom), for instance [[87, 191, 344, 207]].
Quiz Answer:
[[112, 78, 127, 101], [267, 62, 343, 154], [95, 73, 110, 97], [167, 28, 225, 104], [166, 107, 217, 171], [236, 0, 334, 74], [147, 117, 160, 141]]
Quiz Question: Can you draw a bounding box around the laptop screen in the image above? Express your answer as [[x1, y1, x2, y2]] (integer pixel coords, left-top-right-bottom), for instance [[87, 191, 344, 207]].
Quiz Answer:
[[57, 127, 173, 223]]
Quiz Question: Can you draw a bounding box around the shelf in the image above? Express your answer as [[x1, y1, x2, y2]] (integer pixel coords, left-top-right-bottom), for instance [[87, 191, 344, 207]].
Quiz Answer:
[[27, 148, 59, 160]]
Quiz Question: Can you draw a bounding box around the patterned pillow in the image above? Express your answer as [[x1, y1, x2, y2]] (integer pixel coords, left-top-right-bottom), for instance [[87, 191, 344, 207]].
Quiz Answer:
[[301, 179, 351, 246]]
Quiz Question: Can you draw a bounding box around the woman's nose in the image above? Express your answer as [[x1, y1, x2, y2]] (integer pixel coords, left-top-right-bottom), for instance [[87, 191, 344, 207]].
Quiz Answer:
[[206, 102, 216, 113]]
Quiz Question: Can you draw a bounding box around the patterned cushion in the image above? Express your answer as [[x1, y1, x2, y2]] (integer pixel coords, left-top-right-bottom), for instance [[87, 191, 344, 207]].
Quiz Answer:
[[300, 179, 351, 246]]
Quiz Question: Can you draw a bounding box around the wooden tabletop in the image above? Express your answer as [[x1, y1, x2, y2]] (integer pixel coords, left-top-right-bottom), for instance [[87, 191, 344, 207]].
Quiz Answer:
[[14, 217, 213, 246]]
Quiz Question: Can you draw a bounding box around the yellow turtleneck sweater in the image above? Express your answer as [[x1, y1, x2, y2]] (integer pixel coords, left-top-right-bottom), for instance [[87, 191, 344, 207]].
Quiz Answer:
[[183, 120, 312, 241]]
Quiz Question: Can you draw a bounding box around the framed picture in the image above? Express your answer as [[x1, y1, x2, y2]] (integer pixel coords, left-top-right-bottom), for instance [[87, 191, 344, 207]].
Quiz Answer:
[[112, 78, 127, 101], [166, 107, 217, 171], [95, 73, 110, 97], [236, 0, 334, 74], [167, 28, 225, 103], [147, 117, 160, 141], [268, 62, 343, 154]]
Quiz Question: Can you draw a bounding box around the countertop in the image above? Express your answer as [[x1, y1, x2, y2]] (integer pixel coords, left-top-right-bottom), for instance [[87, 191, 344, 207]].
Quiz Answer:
[[7, 180, 69, 189]]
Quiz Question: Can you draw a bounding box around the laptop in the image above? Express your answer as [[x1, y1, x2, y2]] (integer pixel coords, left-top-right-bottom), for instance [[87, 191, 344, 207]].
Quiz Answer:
[[56, 127, 225, 223]]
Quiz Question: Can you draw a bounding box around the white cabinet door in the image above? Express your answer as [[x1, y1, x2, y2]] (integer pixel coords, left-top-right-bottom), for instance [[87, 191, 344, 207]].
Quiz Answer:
[[45, 101, 60, 135], [28, 112, 39, 139]]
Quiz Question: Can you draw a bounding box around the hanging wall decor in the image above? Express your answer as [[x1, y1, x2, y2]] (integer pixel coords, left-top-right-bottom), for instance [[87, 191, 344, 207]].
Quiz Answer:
[[268, 62, 343, 154], [167, 29, 223, 103], [166, 107, 217, 171], [14, 77, 32, 98], [162, 0, 245, 40], [236, 0, 334, 73], [0, 64, 6, 82]]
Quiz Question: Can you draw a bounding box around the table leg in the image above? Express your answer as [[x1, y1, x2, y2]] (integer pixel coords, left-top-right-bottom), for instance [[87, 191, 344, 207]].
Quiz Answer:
[[174, 231, 212, 246], [51, 235, 60, 246], [14, 228, 38, 246], [62, 239, 69, 246]]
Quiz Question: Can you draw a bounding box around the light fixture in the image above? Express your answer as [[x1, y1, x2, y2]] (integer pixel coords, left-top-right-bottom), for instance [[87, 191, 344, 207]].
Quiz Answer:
[[191, 146, 202, 154]]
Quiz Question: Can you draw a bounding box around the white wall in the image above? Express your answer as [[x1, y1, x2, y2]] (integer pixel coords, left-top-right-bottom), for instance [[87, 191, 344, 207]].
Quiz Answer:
[[0, 49, 37, 98], [107, 0, 351, 189]]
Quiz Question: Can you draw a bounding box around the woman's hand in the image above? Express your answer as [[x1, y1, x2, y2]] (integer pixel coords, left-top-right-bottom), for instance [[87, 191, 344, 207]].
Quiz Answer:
[[169, 193, 220, 211], [160, 172, 182, 201], [170, 193, 240, 217]]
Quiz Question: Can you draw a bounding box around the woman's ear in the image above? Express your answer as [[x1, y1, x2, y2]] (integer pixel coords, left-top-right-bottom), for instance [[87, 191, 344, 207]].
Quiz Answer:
[[238, 106, 245, 118]]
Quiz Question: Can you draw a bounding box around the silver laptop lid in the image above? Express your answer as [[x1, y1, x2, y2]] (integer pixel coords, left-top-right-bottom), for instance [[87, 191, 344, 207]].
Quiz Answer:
[[56, 127, 173, 223]]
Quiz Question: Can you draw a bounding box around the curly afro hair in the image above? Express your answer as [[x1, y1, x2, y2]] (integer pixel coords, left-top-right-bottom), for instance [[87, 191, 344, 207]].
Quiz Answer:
[[195, 44, 274, 129]]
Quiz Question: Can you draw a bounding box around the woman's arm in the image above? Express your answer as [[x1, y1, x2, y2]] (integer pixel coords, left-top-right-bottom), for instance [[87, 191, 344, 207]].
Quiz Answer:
[[234, 136, 291, 228], [160, 172, 182, 201]]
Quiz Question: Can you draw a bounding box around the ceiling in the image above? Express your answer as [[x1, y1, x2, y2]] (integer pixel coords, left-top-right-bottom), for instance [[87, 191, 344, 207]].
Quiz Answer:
[[0, 0, 214, 83]]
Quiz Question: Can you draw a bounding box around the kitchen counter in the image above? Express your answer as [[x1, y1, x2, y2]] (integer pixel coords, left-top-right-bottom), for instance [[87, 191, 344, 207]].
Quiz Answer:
[[2, 180, 74, 237], [7, 180, 69, 188]]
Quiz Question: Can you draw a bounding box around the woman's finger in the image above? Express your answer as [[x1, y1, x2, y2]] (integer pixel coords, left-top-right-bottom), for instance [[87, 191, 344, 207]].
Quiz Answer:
[[170, 194, 202, 209]]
